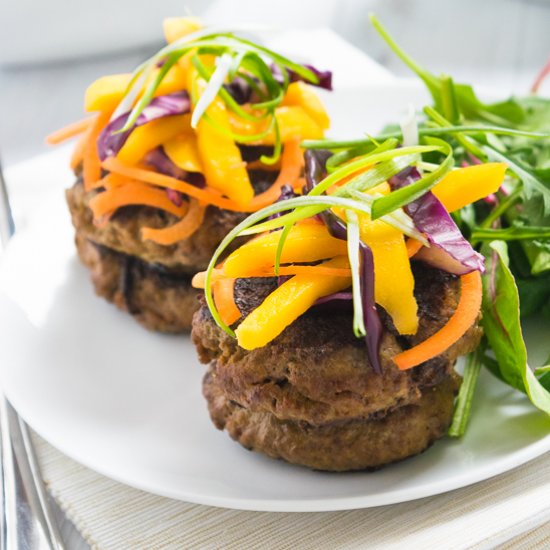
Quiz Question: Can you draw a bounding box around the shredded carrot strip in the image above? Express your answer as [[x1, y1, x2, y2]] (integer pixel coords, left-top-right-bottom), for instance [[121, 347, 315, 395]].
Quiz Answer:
[[191, 269, 223, 288], [103, 157, 247, 210], [102, 139, 303, 213], [248, 139, 303, 209], [295, 177, 306, 188], [93, 172, 133, 190], [393, 271, 482, 370], [406, 238, 424, 258], [191, 263, 352, 289], [213, 278, 241, 325], [70, 129, 89, 170], [83, 111, 110, 192], [45, 117, 95, 145], [88, 181, 188, 220], [141, 198, 206, 245]]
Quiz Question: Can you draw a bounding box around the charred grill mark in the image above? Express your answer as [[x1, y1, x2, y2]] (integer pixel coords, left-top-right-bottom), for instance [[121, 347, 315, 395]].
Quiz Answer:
[[238, 144, 275, 163], [90, 240, 196, 318], [120, 255, 139, 315]]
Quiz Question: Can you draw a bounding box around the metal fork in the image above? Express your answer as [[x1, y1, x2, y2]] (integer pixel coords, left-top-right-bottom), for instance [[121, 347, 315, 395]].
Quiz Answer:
[[0, 160, 87, 549]]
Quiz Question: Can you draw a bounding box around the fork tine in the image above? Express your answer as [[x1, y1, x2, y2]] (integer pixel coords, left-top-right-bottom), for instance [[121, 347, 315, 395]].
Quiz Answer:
[[0, 160, 15, 246]]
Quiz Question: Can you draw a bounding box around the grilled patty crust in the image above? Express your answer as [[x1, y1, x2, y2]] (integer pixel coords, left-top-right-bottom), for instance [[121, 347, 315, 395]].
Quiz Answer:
[[66, 168, 276, 332], [192, 263, 482, 470], [204, 367, 460, 471], [75, 233, 200, 332]]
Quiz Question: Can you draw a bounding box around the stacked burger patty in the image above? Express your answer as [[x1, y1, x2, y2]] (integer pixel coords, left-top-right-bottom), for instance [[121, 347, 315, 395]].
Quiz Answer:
[[193, 263, 482, 471], [67, 163, 276, 333]]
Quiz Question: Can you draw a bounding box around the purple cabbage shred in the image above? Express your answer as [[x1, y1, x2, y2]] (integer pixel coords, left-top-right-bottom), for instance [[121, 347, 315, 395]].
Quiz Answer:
[[97, 91, 191, 160], [390, 168, 485, 275], [271, 64, 333, 91], [304, 150, 383, 374]]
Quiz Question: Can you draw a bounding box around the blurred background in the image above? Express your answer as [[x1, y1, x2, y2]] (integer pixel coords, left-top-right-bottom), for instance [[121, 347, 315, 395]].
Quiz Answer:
[[0, 0, 549, 165]]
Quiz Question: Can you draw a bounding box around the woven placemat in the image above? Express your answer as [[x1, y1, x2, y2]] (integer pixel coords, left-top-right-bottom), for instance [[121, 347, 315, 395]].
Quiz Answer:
[[34, 434, 549, 550]]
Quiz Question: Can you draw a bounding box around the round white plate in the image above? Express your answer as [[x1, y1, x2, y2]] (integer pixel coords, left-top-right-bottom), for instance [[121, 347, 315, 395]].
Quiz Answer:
[[1, 83, 549, 512]]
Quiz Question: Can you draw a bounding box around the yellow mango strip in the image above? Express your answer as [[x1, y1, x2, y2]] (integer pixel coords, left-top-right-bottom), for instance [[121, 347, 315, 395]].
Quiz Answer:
[[357, 182, 418, 335], [191, 64, 254, 205], [222, 223, 348, 277], [116, 114, 191, 165], [432, 163, 507, 212], [361, 217, 418, 335], [163, 132, 203, 172], [235, 257, 352, 350], [281, 82, 330, 130], [163, 17, 202, 44], [85, 74, 133, 113], [146, 64, 188, 98], [84, 63, 187, 114], [192, 261, 352, 289], [228, 106, 324, 145], [276, 106, 324, 142]]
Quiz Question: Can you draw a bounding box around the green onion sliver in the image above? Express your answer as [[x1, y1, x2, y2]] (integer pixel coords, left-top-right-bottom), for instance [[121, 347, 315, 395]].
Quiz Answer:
[[346, 211, 366, 337]]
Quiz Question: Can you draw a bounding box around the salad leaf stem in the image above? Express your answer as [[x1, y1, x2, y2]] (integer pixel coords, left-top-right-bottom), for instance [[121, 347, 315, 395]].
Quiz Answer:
[[369, 14, 441, 102], [448, 345, 484, 438], [302, 126, 550, 150], [478, 186, 523, 229], [440, 75, 460, 125], [472, 226, 550, 242]]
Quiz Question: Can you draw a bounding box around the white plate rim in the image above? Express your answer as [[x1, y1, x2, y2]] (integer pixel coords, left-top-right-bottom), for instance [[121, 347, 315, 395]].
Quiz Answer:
[[1, 79, 549, 512]]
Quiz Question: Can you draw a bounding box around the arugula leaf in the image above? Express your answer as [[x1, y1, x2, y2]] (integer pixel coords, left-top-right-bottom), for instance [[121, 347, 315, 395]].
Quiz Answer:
[[481, 241, 550, 414], [531, 248, 550, 275], [515, 96, 550, 133], [454, 84, 526, 126], [369, 15, 528, 128], [370, 14, 550, 217], [517, 276, 550, 318], [505, 198, 550, 275], [482, 145, 550, 214], [539, 373, 550, 391]]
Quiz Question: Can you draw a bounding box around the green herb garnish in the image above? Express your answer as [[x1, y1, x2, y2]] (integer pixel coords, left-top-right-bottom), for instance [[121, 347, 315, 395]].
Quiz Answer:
[[115, 29, 323, 165], [298, 15, 550, 433]]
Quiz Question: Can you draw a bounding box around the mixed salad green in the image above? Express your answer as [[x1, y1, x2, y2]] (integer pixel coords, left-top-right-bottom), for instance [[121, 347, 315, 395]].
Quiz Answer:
[[303, 15, 550, 434]]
